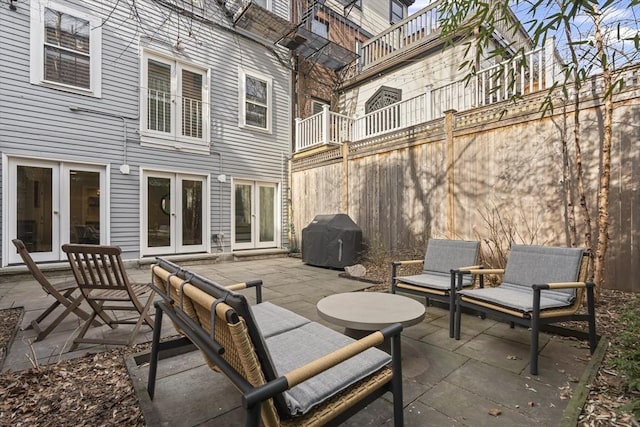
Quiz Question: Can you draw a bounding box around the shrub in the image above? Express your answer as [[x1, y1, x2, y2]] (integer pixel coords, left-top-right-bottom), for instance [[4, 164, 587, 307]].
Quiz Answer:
[[612, 296, 640, 418]]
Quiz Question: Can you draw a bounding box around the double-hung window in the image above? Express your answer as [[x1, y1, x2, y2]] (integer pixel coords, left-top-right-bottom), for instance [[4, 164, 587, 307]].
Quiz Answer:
[[239, 69, 272, 132], [30, 1, 102, 97], [141, 51, 210, 152]]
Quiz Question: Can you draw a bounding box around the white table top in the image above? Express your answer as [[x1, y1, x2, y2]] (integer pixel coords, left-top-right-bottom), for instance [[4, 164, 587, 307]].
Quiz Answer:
[[317, 292, 426, 331]]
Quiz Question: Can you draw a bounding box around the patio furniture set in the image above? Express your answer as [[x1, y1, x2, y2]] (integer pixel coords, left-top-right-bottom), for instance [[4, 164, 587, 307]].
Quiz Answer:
[[12, 237, 598, 426]]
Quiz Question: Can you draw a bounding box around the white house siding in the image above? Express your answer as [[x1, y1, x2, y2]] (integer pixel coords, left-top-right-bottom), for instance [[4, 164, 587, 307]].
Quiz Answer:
[[324, 0, 391, 36], [339, 43, 472, 117], [0, 0, 291, 265]]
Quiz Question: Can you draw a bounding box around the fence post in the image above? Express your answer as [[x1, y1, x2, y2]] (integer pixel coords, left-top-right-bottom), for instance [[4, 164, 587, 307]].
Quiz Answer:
[[424, 84, 433, 121], [322, 104, 330, 145], [294, 118, 301, 152], [342, 142, 349, 214], [544, 36, 556, 89], [444, 109, 457, 239]]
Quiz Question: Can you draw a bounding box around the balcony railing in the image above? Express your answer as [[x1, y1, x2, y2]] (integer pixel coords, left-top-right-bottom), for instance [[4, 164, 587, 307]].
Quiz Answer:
[[295, 105, 354, 152], [360, 1, 441, 70], [296, 41, 559, 152]]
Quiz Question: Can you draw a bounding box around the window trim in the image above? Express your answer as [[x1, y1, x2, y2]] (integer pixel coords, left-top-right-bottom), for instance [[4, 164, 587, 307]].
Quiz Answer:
[[30, 0, 102, 97], [311, 99, 328, 116], [239, 68, 273, 133], [140, 49, 211, 153]]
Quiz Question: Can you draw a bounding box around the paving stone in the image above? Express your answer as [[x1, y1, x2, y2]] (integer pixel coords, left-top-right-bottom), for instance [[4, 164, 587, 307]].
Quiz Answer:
[[1, 256, 595, 426]]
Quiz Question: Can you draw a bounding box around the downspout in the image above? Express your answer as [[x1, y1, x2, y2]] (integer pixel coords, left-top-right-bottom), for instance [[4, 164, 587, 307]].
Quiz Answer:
[[211, 151, 225, 251], [68, 106, 137, 174]]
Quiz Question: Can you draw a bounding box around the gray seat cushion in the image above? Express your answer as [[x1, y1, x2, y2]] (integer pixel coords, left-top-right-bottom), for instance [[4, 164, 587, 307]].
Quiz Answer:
[[459, 245, 585, 313], [459, 284, 574, 312], [264, 322, 391, 415], [252, 302, 311, 338], [397, 271, 473, 290]]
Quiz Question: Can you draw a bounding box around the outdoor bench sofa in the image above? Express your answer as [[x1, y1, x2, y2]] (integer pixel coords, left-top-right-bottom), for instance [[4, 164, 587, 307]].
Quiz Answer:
[[147, 258, 404, 426], [454, 245, 597, 375]]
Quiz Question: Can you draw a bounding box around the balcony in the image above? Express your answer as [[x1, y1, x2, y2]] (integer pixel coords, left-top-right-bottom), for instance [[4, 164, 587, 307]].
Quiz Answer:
[[360, 1, 441, 71], [295, 40, 558, 153]]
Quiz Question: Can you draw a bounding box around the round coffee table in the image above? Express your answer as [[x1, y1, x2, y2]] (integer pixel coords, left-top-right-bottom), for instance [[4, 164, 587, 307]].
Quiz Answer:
[[317, 292, 425, 350]]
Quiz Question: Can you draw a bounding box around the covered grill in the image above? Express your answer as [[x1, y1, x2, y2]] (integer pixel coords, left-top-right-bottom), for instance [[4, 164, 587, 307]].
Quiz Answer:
[[302, 214, 362, 269]]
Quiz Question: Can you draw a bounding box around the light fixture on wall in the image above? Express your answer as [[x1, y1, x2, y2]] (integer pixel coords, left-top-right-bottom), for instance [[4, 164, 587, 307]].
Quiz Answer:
[[9, 0, 18, 11]]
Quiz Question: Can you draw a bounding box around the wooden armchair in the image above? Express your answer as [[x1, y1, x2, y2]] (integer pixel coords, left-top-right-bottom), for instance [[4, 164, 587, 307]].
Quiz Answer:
[[12, 239, 97, 341], [61, 244, 155, 350], [392, 239, 481, 337], [148, 258, 404, 426], [454, 245, 597, 375]]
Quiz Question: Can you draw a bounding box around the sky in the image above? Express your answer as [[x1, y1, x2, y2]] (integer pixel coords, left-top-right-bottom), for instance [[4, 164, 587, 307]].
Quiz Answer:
[[407, 0, 640, 66]]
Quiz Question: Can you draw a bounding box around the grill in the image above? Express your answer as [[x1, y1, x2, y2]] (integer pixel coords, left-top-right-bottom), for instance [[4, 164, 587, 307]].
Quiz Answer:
[[301, 214, 362, 269]]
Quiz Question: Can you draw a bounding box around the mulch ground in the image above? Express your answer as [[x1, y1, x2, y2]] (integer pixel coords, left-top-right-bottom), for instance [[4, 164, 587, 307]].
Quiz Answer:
[[0, 267, 637, 426]]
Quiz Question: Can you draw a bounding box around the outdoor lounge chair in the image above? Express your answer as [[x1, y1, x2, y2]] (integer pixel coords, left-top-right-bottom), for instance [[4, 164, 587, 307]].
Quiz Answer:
[[454, 244, 597, 375], [147, 258, 404, 426], [12, 239, 98, 341], [61, 244, 155, 350], [392, 239, 481, 337]]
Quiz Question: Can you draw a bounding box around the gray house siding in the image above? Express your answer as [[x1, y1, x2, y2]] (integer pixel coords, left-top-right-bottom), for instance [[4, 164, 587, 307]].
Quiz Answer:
[[0, 0, 291, 265]]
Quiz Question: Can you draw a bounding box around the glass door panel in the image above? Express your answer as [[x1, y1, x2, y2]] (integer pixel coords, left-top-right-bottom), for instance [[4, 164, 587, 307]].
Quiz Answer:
[[234, 183, 253, 248], [16, 166, 54, 253], [143, 172, 207, 255], [179, 178, 204, 249], [69, 170, 101, 244], [147, 177, 172, 249], [233, 180, 278, 250], [258, 185, 275, 245]]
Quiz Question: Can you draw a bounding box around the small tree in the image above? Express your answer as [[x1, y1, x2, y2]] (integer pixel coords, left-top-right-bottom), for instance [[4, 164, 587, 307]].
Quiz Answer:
[[438, 0, 640, 298]]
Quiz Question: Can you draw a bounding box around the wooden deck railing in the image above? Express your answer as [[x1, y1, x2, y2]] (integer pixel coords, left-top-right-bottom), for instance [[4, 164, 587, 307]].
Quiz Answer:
[[359, 1, 441, 70]]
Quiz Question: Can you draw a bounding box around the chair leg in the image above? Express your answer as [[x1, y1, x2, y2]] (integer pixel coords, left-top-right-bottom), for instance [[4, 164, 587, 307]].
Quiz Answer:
[[126, 290, 156, 346], [147, 302, 164, 400], [27, 293, 67, 328], [454, 294, 462, 340], [530, 288, 542, 375], [391, 333, 404, 427], [71, 310, 100, 351], [34, 294, 84, 341]]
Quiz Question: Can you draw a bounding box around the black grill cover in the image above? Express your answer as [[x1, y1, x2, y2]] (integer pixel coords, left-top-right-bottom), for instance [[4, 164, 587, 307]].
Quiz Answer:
[[302, 214, 362, 269]]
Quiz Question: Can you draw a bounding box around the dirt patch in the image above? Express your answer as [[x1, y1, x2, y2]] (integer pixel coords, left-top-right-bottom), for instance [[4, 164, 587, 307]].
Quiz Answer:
[[0, 308, 23, 369]]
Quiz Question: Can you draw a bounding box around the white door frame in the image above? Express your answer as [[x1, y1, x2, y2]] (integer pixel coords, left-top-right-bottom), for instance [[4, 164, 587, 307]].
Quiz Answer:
[[3, 155, 108, 265], [141, 169, 209, 256], [231, 179, 280, 250]]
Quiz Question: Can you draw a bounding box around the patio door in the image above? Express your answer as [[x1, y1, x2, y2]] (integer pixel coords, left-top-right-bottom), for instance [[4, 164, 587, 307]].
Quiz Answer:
[[6, 158, 106, 264], [233, 180, 277, 250], [142, 171, 207, 256]]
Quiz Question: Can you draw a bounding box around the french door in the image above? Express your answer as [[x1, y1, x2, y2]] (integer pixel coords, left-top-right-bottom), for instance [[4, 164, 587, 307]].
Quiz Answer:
[[6, 158, 106, 264], [142, 171, 208, 256], [233, 180, 278, 250]]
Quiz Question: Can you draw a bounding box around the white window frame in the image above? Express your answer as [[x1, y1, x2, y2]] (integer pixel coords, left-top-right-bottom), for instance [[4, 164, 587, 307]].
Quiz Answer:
[[140, 49, 211, 154], [311, 99, 328, 116], [30, 0, 102, 97], [239, 68, 272, 133]]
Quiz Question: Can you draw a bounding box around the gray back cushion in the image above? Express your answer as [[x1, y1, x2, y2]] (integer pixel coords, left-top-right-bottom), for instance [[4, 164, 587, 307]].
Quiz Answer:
[[423, 239, 480, 274], [503, 245, 584, 302]]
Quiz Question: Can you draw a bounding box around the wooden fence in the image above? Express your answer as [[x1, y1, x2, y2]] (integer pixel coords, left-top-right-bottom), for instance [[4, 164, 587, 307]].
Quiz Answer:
[[290, 70, 640, 292]]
